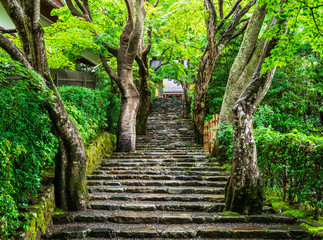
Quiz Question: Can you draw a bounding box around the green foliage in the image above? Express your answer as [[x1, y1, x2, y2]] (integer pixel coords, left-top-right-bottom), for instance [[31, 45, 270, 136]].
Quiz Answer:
[[212, 124, 233, 162], [255, 44, 323, 134], [58, 86, 120, 142], [213, 123, 322, 217], [255, 128, 322, 212], [0, 63, 58, 238]]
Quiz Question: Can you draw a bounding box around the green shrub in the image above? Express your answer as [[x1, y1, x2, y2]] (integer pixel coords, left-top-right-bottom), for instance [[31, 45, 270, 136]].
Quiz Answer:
[[212, 124, 233, 162], [213, 124, 322, 217], [58, 86, 120, 142], [255, 128, 322, 212], [0, 69, 58, 237]]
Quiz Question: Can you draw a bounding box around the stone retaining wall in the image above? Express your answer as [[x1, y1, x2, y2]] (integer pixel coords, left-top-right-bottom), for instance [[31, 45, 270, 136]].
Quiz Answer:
[[13, 132, 116, 240], [86, 132, 116, 175]]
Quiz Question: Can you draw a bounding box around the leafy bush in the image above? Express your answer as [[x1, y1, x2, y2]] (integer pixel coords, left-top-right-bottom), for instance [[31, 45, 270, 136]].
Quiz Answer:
[[255, 128, 322, 213], [58, 86, 120, 142], [212, 124, 233, 162], [0, 68, 58, 237], [214, 123, 322, 217]]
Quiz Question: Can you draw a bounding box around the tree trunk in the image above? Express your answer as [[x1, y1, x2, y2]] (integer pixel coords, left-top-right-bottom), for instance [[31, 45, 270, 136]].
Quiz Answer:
[[0, 0, 88, 211], [225, 103, 264, 214], [225, 10, 285, 213], [218, 3, 267, 126], [116, 72, 140, 152]]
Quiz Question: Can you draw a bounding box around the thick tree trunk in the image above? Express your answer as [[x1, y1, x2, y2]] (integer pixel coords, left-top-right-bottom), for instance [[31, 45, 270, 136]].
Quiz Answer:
[[225, 103, 263, 214], [0, 0, 88, 211], [117, 72, 140, 152], [225, 10, 285, 213], [193, 0, 255, 144], [218, 3, 267, 126]]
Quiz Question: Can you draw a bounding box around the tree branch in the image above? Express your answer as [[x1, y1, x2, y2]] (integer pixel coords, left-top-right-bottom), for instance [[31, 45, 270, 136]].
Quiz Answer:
[[100, 55, 119, 83], [125, 0, 146, 63], [153, 45, 173, 72], [0, 0, 30, 56], [229, 19, 249, 40], [218, 0, 224, 19], [65, 0, 92, 22], [154, 0, 160, 8], [142, 27, 152, 57], [0, 33, 32, 69], [0, 29, 17, 34], [215, 0, 242, 33]]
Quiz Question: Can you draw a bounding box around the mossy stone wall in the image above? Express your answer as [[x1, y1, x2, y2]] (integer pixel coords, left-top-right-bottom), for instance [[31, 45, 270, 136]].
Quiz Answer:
[[12, 185, 55, 240], [13, 132, 116, 239], [86, 132, 116, 175]]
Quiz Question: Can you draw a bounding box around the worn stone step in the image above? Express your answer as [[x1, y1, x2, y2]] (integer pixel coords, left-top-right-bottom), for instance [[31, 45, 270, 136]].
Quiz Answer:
[[104, 157, 209, 163], [99, 166, 225, 172], [88, 186, 225, 194], [100, 161, 217, 168], [87, 179, 227, 188], [89, 202, 225, 212], [92, 169, 226, 176], [108, 154, 208, 159], [46, 223, 308, 239], [88, 193, 225, 202], [87, 174, 228, 182]]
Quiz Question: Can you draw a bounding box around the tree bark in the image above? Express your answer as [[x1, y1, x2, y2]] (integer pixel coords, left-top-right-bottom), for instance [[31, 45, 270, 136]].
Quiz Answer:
[[193, 0, 256, 144], [66, 0, 146, 151], [116, 72, 140, 151], [225, 12, 285, 213], [0, 0, 87, 211], [218, 2, 267, 126]]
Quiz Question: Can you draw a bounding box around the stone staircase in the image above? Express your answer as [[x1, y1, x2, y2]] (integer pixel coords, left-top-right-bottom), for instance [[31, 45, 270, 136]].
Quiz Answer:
[[45, 98, 309, 239]]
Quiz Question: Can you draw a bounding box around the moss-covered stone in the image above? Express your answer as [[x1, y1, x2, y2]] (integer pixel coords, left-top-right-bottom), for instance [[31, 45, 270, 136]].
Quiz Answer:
[[13, 132, 115, 240], [12, 185, 55, 240], [86, 132, 116, 175]]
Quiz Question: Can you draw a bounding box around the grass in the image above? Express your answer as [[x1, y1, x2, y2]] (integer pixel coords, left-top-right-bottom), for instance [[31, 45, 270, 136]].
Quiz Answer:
[[265, 189, 323, 235]]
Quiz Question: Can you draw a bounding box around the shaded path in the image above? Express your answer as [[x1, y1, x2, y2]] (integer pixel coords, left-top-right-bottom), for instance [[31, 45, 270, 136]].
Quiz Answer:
[[46, 98, 308, 239]]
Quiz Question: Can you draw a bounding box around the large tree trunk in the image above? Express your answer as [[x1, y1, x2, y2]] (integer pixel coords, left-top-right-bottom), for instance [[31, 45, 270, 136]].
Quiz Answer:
[[217, 3, 267, 126], [193, 0, 256, 144], [225, 103, 264, 214], [225, 11, 285, 213], [0, 0, 87, 211], [67, 0, 146, 152], [117, 73, 140, 152], [181, 81, 191, 119], [212, 2, 267, 158]]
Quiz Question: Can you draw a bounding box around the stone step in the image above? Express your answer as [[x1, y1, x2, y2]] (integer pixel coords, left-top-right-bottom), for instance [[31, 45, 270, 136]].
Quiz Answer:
[[106, 156, 208, 161], [89, 202, 225, 212], [98, 166, 225, 171], [52, 212, 298, 225], [87, 186, 225, 194], [87, 179, 227, 188], [46, 223, 308, 239], [100, 161, 218, 167], [88, 193, 225, 202], [92, 169, 227, 176], [87, 174, 228, 182], [109, 153, 208, 158]]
